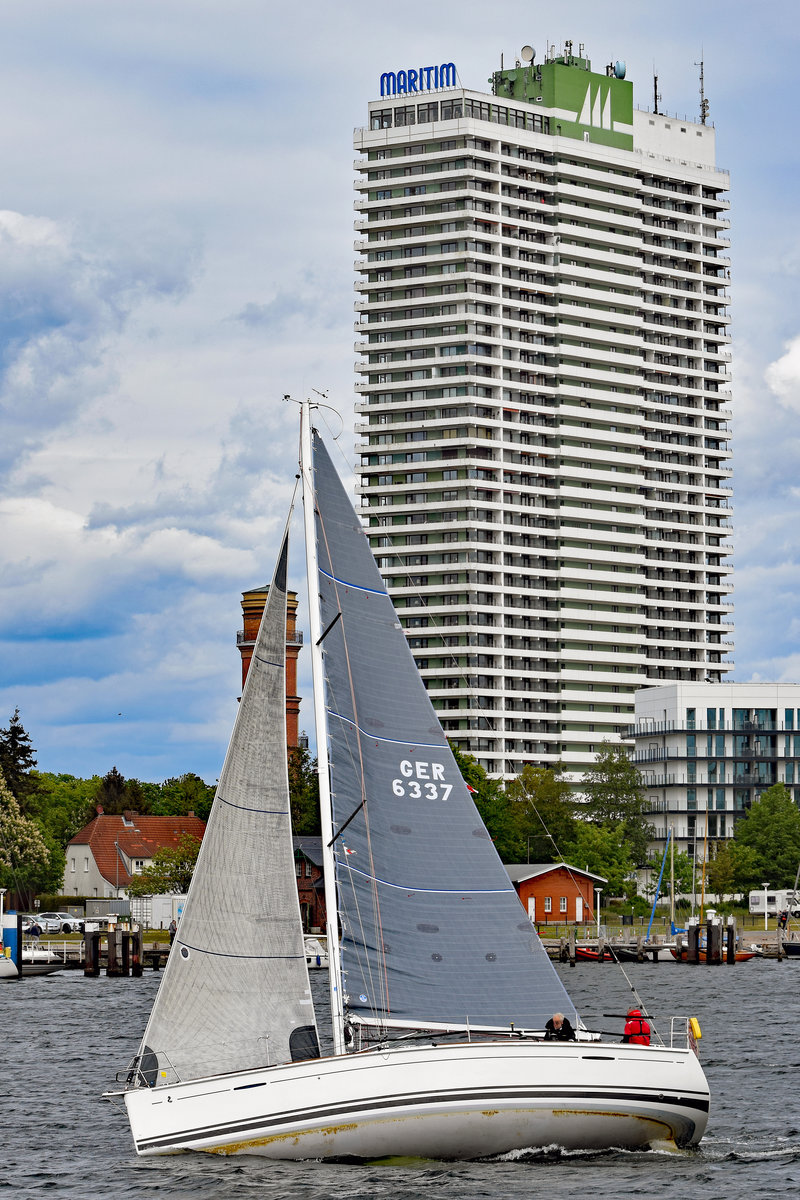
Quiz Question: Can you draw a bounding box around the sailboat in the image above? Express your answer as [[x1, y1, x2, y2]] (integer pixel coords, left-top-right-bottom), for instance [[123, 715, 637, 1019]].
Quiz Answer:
[[108, 402, 710, 1158]]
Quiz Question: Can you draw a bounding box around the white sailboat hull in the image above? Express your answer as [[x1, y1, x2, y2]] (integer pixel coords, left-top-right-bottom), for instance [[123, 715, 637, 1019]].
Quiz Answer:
[[124, 1039, 709, 1159]]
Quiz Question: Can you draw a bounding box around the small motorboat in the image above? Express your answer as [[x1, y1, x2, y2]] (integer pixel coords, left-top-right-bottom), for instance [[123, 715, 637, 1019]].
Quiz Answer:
[[670, 945, 756, 963]]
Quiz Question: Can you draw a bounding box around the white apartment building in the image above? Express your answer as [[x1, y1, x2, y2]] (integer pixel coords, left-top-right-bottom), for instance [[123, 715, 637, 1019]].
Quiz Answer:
[[632, 684, 800, 858], [353, 46, 733, 776]]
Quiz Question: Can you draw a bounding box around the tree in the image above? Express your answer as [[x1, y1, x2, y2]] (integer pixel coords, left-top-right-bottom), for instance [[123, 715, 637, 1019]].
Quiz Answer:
[[288, 742, 320, 835], [152, 774, 215, 821], [731, 783, 800, 888], [126, 833, 202, 897], [32, 772, 101, 848], [94, 766, 131, 814], [0, 769, 63, 907], [0, 708, 39, 813], [581, 741, 652, 866], [561, 822, 636, 898], [503, 764, 577, 864], [705, 840, 741, 903]]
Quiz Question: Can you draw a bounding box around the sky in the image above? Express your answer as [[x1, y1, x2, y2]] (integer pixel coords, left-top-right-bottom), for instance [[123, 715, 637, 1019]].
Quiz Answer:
[[1, 0, 800, 784]]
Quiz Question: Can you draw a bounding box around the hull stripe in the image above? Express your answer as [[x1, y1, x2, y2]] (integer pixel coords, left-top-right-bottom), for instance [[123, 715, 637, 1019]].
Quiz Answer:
[[135, 1084, 709, 1151]]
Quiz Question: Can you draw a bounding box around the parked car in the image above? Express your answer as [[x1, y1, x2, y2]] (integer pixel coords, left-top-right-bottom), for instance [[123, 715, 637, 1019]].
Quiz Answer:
[[37, 911, 84, 934]]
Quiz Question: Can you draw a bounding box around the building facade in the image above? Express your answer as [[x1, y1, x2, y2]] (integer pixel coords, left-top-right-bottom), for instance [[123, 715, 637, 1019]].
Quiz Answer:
[[631, 684, 800, 859], [353, 46, 733, 777]]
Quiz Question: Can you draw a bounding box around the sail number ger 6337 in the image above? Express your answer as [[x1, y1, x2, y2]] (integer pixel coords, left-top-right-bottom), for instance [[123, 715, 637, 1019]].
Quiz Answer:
[[392, 759, 453, 801]]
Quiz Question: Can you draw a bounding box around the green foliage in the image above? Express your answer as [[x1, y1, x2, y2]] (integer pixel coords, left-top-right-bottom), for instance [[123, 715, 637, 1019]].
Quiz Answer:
[[288, 741, 320, 835], [150, 774, 215, 821], [94, 766, 132, 814], [0, 769, 63, 907], [643, 848, 694, 900], [503, 763, 577, 863], [562, 822, 635, 898], [0, 708, 39, 813], [581, 741, 652, 866], [731, 783, 800, 888], [126, 832, 202, 897], [704, 839, 748, 902], [32, 773, 102, 845]]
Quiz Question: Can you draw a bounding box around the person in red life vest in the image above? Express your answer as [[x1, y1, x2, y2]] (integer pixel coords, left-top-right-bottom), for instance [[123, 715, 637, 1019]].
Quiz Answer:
[[622, 1007, 651, 1045]]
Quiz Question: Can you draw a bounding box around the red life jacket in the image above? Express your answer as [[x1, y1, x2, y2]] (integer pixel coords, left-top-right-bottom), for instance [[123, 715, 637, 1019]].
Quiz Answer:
[[624, 1011, 651, 1045]]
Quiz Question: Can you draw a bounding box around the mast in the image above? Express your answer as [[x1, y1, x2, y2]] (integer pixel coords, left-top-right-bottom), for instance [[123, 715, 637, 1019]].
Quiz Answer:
[[299, 398, 346, 1056], [670, 822, 675, 929]]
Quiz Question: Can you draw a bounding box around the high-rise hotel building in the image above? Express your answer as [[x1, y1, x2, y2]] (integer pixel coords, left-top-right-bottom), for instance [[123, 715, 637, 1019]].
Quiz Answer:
[[353, 47, 733, 776]]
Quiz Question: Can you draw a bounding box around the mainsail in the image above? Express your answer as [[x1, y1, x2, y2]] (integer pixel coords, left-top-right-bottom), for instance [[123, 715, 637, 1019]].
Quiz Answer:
[[136, 532, 319, 1086], [311, 431, 577, 1032]]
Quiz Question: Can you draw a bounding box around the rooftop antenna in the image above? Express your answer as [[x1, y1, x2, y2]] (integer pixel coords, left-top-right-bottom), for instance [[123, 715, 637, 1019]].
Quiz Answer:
[[695, 52, 709, 125], [653, 65, 661, 115]]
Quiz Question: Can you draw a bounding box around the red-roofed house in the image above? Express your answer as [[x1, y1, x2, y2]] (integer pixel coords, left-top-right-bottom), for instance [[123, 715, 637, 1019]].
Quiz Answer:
[[63, 810, 206, 898], [504, 863, 607, 926]]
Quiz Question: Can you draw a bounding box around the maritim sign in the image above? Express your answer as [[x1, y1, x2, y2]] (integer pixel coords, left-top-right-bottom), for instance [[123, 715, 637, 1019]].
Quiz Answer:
[[380, 62, 456, 97]]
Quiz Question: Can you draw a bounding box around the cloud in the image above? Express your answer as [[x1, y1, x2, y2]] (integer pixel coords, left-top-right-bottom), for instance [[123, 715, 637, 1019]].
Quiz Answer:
[[0, 209, 198, 479], [766, 335, 800, 414]]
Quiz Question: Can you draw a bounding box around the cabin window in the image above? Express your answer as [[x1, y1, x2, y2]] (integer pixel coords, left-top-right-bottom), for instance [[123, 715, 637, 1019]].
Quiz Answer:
[[559, 896, 567, 914], [305, 862, 312, 878], [84, 857, 89, 871], [543, 896, 552, 913]]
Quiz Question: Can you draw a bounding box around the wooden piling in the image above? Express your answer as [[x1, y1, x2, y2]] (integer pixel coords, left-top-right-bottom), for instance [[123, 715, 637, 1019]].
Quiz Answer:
[[84, 931, 100, 977], [636, 936, 645, 963], [687, 923, 700, 964], [568, 928, 576, 966], [597, 936, 605, 962], [121, 933, 131, 977], [107, 930, 121, 977], [726, 919, 736, 964], [131, 930, 143, 977], [707, 918, 722, 964]]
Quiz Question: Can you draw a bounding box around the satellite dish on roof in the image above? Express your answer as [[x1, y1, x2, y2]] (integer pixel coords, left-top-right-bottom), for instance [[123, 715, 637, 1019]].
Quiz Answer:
[[521, 45, 535, 63]]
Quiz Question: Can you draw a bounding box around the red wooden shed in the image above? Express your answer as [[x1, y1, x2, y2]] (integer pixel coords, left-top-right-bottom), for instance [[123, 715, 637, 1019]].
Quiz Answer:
[[505, 862, 607, 925]]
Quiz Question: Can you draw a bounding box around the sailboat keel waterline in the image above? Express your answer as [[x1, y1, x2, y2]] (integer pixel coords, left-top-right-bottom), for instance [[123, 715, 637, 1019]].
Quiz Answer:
[[109, 404, 710, 1160], [125, 1040, 708, 1159]]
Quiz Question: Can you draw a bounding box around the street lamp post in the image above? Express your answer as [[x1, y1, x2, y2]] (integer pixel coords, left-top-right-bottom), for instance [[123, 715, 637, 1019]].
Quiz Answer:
[[595, 886, 602, 937], [763, 882, 769, 932]]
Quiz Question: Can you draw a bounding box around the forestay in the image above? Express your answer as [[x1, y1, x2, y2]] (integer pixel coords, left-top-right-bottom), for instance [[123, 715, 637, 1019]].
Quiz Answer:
[[312, 432, 577, 1032], [136, 533, 319, 1086]]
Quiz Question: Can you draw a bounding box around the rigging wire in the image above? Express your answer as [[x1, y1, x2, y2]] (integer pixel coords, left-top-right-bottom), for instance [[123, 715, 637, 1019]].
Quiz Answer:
[[513, 774, 663, 1044]]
